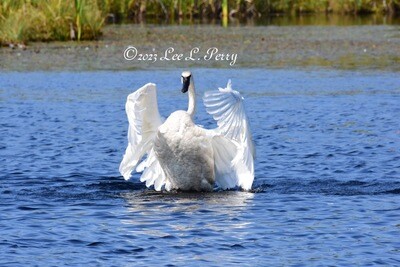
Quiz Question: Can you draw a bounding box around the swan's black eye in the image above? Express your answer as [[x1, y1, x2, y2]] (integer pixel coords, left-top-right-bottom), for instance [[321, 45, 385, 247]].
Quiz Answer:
[[181, 75, 191, 93]]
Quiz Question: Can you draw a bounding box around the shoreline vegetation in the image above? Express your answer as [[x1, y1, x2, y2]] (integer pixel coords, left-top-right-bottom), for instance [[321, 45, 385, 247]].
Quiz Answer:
[[0, 0, 400, 45]]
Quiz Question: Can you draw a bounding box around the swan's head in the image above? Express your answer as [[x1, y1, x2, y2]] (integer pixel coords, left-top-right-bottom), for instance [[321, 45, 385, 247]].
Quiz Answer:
[[181, 71, 192, 93]]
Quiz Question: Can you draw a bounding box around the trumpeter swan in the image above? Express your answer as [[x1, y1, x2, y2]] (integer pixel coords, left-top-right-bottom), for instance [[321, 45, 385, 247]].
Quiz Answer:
[[119, 71, 255, 191]]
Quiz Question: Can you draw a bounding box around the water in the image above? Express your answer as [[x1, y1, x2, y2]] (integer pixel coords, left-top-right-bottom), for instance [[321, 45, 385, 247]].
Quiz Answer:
[[126, 13, 400, 26], [1, 69, 399, 266]]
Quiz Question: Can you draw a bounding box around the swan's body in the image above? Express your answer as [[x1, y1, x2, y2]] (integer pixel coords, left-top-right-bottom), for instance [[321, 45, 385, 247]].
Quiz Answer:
[[155, 110, 215, 191], [119, 71, 255, 191]]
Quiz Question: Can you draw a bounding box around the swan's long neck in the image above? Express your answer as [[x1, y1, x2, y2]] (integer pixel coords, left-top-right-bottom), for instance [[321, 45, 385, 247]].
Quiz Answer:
[[187, 80, 196, 117]]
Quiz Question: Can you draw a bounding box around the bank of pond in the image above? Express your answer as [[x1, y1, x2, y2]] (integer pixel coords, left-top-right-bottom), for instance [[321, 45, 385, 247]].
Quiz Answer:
[[1, 0, 400, 45]]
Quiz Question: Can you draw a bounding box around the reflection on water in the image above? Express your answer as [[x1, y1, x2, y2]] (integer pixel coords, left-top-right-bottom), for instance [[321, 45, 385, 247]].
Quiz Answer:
[[121, 191, 255, 234], [133, 13, 400, 26], [118, 190, 258, 264], [122, 190, 254, 215]]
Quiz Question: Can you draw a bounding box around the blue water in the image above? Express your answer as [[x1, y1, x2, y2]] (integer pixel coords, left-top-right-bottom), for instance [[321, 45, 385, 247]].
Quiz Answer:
[[1, 69, 399, 266]]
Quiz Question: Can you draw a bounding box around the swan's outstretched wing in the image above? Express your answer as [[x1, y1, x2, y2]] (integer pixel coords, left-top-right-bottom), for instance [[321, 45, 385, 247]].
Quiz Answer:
[[211, 135, 254, 190], [203, 80, 255, 190], [119, 83, 167, 190]]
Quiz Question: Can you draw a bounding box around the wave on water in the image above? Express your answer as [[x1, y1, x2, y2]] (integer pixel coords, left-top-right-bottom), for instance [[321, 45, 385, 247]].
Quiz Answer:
[[253, 178, 400, 196], [2, 174, 400, 202]]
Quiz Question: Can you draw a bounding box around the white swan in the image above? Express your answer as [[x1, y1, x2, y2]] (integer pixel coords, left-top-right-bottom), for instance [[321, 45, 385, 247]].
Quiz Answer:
[[119, 71, 255, 191]]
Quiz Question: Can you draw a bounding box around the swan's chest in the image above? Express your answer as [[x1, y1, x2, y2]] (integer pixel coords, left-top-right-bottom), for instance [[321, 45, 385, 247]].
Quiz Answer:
[[157, 111, 210, 154], [154, 111, 215, 191]]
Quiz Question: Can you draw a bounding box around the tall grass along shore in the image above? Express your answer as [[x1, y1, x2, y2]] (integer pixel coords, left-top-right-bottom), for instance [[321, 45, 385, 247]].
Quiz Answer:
[[1, 0, 400, 45]]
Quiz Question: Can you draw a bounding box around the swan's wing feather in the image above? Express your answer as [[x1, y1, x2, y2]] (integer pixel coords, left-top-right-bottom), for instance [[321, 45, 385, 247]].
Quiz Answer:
[[203, 80, 255, 157], [139, 149, 166, 191], [204, 80, 255, 190], [119, 83, 166, 190], [232, 142, 254, 190], [211, 135, 254, 190]]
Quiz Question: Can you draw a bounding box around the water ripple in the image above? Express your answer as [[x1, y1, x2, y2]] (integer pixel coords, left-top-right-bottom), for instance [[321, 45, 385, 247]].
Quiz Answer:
[[1, 69, 399, 266]]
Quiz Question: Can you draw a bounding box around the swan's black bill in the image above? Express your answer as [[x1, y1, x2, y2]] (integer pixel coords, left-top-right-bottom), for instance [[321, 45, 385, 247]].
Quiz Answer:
[[181, 75, 191, 93]]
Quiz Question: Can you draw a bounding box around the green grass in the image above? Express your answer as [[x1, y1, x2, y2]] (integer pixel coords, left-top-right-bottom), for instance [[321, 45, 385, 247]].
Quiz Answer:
[[0, 0, 104, 44], [1, 0, 399, 44]]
